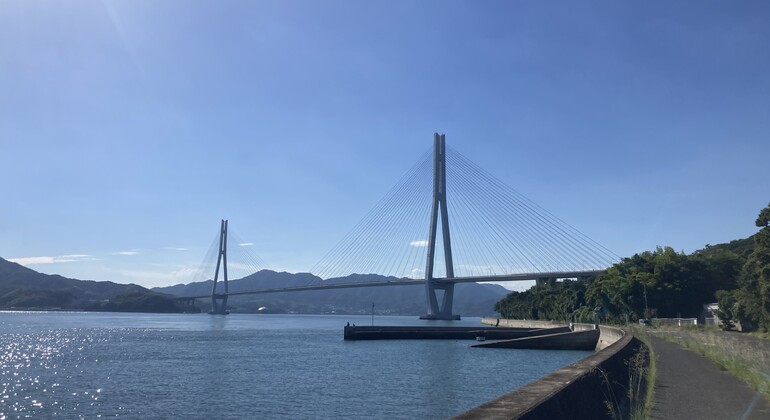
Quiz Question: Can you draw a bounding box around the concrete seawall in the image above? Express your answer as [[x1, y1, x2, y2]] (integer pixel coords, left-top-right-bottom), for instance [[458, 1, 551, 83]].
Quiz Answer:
[[481, 317, 624, 351], [455, 319, 646, 419], [471, 329, 600, 351]]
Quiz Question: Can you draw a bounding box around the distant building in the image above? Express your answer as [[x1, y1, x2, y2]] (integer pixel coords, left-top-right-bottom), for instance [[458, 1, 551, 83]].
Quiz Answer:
[[700, 302, 721, 327]]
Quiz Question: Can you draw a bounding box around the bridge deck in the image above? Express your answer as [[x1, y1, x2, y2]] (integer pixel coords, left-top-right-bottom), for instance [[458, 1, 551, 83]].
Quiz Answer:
[[175, 270, 604, 300]]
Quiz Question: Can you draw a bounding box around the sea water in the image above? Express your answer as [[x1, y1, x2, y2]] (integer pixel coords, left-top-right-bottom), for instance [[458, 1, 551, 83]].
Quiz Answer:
[[0, 312, 590, 419]]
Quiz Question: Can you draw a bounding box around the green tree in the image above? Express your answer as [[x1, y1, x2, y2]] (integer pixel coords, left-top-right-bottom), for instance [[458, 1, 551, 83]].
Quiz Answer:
[[734, 203, 770, 331], [495, 280, 588, 322]]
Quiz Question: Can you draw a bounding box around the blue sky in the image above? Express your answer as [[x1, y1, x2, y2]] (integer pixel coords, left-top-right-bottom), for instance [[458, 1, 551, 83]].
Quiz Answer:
[[1, 1, 769, 289]]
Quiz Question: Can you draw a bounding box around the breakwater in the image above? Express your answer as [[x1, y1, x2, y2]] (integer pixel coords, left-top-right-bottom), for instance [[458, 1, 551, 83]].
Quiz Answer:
[[343, 325, 570, 340], [481, 318, 625, 351], [471, 328, 600, 351]]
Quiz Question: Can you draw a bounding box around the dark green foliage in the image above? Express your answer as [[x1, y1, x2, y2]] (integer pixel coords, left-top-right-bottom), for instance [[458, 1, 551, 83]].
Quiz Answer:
[[584, 246, 741, 321], [725, 202, 770, 331], [697, 236, 756, 260], [496, 237, 748, 323], [494, 279, 593, 322], [715, 290, 737, 330]]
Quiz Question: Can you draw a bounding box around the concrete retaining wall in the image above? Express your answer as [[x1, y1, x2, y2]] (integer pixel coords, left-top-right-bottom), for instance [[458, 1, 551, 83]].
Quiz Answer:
[[481, 318, 625, 351], [472, 329, 600, 351], [482, 317, 565, 329], [458, 320, 646, 419]]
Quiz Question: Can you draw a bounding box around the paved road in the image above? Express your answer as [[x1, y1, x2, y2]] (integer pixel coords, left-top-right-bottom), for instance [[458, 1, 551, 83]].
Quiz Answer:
[[650, 336, 770, 420]]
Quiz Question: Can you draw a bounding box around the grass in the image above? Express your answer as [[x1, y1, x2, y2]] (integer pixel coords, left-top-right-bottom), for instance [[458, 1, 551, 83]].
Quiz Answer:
[[748, 330, 770, 340], [628, 326, 657, 420], [649, 326, 770, 400], [600, 327, 656, 420]]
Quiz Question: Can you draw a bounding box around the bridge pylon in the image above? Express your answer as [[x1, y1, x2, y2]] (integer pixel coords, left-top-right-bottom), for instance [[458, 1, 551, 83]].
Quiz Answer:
[[209, 219, 230, 315], [420, 133, 460, 320]]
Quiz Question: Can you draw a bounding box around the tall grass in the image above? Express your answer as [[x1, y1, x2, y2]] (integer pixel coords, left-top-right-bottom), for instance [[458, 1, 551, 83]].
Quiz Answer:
[[635, 337, 657, 420], [628, 329, 657, 420], [600, 332, 656, 420]]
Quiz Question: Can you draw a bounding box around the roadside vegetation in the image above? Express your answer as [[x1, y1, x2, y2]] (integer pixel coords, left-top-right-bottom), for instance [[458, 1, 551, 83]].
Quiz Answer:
[[600, 340, 655, 420], [633, 332, 657, 420], [495, 202, 770, 332], [714, 203, 770, 332], [495, 242, 745, 323], [650, 326, 770, 400]]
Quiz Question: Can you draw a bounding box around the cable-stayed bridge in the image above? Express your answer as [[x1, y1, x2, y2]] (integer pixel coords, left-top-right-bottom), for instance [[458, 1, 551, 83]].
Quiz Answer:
[[181, 133, 617, 319]]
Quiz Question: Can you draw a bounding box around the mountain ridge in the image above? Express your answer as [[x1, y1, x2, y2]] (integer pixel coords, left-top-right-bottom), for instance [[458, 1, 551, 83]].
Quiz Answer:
[[0, 256, 190, 312], [154, 269, 509, 316]]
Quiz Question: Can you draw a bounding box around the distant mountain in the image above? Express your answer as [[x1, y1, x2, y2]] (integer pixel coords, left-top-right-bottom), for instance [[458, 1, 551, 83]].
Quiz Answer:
[[0, 257, 191, 312], [154, 269, 510, 316]]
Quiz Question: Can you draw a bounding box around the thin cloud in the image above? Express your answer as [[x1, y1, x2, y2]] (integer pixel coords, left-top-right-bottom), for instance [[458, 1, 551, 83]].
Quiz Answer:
[[112, 251, 140, 256], [10, 254, 93, 265], [163, 247, 188, 251], [238, 242, 254, 247], [409, 240, 429, 247]]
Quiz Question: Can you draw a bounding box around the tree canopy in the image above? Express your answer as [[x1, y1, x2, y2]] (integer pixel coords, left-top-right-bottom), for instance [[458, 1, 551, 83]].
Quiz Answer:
[[495, 204, 768, 329], [716, 203, 770, 331]]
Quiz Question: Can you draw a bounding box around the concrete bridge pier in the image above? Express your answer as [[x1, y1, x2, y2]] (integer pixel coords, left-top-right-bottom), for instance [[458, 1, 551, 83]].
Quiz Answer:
[[421, 133, 461, 321], [208, 219, 230, 315], [420, 280, 461, 320]]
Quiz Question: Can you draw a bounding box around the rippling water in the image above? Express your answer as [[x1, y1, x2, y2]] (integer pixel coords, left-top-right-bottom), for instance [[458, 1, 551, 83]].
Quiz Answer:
[[0, 312, 590, 419]]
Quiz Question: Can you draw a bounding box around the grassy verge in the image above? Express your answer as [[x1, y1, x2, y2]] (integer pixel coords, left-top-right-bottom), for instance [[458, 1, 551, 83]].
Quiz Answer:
[[600, 327, 656, 420], [650, 327, 770, 400], [628, 326, 657, 420]]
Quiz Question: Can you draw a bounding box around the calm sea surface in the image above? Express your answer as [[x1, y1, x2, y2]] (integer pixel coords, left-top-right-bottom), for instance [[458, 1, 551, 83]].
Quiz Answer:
[[0, 312, 590, 419]]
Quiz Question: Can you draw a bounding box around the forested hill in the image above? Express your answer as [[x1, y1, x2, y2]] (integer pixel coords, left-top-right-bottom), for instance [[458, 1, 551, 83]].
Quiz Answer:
[[695, 236, 755, 259], [0, 257, 189, 312], [154, 270, 509, 316], [495, 234, 756, 323], [494, 199, 770, 335]]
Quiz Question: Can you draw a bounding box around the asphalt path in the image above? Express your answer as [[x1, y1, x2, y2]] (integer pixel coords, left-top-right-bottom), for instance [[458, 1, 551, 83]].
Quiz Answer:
[[650, 336, 770, 420]]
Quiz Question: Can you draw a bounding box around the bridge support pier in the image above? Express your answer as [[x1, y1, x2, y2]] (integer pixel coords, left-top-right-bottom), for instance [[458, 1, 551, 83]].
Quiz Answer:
[[421, 133, 460, 321], [420, 280, 460, 320], [209, 220, 230, 315]]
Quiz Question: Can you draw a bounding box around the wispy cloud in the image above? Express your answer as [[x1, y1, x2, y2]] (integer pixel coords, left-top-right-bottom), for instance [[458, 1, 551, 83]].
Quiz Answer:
[[409, 240, 429, 247], [238, 242, 254, 247], [10, 254, 94, 265], [112, 250, 140, 256], [163, 247, 188, 251]]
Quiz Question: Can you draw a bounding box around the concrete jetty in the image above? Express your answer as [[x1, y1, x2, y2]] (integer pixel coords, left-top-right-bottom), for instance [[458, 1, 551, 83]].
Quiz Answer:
[[471, 328, 600, 351], [343, 325, 570, 341]]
